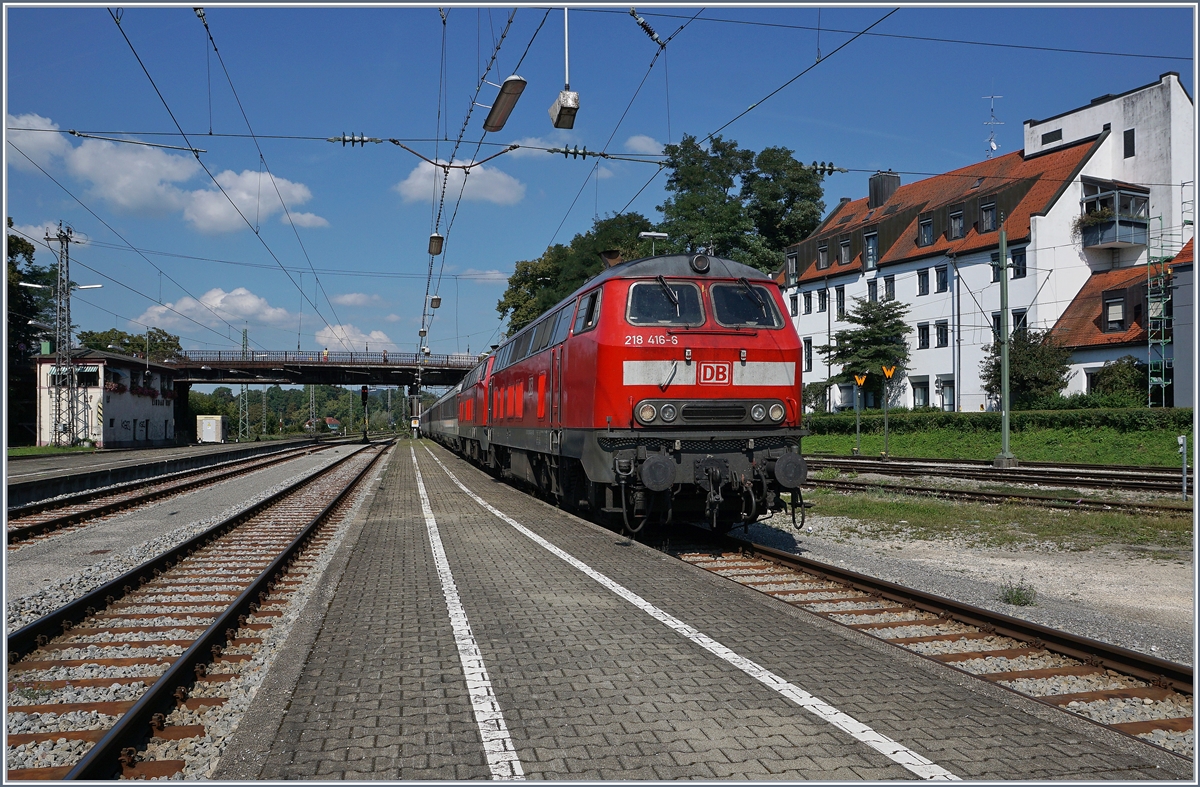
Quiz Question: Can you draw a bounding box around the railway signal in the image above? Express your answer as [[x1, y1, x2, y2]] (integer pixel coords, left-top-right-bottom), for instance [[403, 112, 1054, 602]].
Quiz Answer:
[[880, 366, 895, 459], [853, 374, 867, 456]]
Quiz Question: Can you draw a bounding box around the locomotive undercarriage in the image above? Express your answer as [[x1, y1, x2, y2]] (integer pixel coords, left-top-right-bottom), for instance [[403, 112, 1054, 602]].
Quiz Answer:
[[452, 428, 808, 535]]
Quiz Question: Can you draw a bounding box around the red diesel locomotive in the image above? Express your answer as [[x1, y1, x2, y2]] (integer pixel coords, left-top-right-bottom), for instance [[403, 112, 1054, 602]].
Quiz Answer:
[[420, 253, 808, 531]]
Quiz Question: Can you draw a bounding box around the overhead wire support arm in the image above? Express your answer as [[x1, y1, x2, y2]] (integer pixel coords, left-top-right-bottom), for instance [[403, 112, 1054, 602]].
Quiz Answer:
[[66, 129, 206, 154], [389, 140, 518, 170]]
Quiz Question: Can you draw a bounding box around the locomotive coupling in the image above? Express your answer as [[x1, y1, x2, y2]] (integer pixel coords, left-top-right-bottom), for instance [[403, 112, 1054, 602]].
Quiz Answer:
[[640, 453, 676, 492], [769, 453, 807, 489]]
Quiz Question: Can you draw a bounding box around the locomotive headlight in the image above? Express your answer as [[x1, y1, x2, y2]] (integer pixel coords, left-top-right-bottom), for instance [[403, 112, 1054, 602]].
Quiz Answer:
[[637, 402, 658, 423], [769, 403, 786, 422], [751, 403, 767, 422], [659, 403, 677, 422]]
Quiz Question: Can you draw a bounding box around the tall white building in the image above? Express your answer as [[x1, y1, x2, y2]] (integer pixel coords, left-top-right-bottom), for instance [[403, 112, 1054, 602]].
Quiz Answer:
[[781, 73, 1194, 412]]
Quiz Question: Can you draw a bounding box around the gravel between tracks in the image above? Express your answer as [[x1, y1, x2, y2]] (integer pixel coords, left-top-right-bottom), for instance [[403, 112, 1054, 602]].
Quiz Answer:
[[736, 510, 1194, 667]]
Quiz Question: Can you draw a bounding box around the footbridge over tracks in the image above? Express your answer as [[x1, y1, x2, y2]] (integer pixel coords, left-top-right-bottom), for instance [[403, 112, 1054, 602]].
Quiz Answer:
[[171, 350, 478, 388]]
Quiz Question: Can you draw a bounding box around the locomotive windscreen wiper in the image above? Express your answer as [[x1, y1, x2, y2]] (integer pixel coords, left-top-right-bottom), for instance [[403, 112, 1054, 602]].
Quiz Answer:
[[739, 277, 767, 314], [656, 274, 680, 315]]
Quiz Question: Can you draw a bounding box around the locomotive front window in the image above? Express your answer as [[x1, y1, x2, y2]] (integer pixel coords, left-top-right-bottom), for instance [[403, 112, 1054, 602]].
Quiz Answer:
[[711, 282, 784, 328], [626, 280, 704, 326]]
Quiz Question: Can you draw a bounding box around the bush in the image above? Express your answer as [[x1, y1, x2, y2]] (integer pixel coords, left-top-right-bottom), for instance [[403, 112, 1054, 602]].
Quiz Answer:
[[803, 407, 1193, 435]]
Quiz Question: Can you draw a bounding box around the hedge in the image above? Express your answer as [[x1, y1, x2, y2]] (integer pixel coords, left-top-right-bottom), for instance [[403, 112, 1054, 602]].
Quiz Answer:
[[803, 408, 1194, 435]]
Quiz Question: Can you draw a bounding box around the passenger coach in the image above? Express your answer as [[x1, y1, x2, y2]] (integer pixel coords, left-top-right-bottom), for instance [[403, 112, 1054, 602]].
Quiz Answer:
[[421, 253, 808, 531]]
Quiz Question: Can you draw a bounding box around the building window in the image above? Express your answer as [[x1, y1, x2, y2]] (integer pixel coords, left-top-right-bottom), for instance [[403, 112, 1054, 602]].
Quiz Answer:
[[884, 275, 895, 301], [918, 218, 934, 247], [935, 266, 948, 293], [912, 382, 929, 408], [949, 211, 964, 239], [992, 311, 1002, 340], [786, 254, 798, 284], [867, 280, 878, 302], [836, 286, 846, 319], [1013, 309, 1028, 334], [991, 252, 1002, 283], [108, 418, 115, 428], [917, 323, 930, 349], [803, 337, 813, 372], [935, 320, 949, 347], [818, 289, 828, 312], [981, 203, 996, 233], [790, 294, 798, 317], [1123, 128, 1135, 158], [1105, 297, 1125, 332], [839, 240, 851, 265], [917, 269, 930, 296], [1041, 129, 1062, 145], [803, 291, 812, 314], [864, 234, 878, 270], [1011, 248, 1026, 279], [817, 246, 829, 269]]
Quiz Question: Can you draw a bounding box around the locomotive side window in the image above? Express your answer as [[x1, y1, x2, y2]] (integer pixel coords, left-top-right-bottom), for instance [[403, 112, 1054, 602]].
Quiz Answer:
[[573, 289, 603, 334], [530, 315, 556, 355], [626, 280, 703, 326], [550, 304, 573, 346], [711, 282, 784, 328]]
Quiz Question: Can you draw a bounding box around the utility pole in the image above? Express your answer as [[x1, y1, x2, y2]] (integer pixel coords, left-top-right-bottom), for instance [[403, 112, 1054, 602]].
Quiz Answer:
[[46, 223, 88, 446], [238, 328, 250, 442], [994, 215, 1018, 468]]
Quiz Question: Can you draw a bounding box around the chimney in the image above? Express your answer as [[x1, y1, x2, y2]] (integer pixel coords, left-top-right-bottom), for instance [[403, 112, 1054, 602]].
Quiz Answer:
[[598, 249, 623, 268], [868, 170, 900, 209]]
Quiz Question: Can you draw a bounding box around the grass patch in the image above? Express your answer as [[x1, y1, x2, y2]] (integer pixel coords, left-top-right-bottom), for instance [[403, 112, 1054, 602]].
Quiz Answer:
[[803, 426, 1190, 467], [804, 487, 1192, 551], [998, 578, 1038, 606], [7, 445, 98, 457]]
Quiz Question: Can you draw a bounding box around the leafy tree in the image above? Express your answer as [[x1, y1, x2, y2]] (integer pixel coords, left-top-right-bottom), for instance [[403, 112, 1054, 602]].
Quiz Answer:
[[741, 146, 825, 271], [497, 213, 653, 334], [980, 329, 1073, 409], [1090, 355, 1148, 405], [78, 327, 182, 362], [7, 217, 55, 445], [817, 297, 912, 406]]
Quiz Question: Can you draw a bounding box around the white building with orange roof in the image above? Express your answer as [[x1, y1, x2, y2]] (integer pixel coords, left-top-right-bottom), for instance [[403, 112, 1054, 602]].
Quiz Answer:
[[781, 72, 1193, 413]]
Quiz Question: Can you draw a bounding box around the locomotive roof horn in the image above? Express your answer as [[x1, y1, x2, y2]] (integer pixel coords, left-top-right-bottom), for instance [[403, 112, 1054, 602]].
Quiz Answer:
[[598, 249, 623, 268]]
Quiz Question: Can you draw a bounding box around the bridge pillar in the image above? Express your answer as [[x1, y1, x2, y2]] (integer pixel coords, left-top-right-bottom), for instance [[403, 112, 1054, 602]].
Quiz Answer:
[[174, 382, 193, 444]]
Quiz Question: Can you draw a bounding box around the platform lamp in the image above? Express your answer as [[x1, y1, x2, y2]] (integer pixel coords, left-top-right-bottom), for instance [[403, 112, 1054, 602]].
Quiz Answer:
[[638, 231, 668, 256], [428, 233, 444, 255], [482, 75, 527, 132], [548, 8, 579, 129]]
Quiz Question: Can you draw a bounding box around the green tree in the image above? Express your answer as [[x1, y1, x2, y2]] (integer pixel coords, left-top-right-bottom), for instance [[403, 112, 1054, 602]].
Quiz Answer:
[[78, 327, 182, 362], [497, 213, 653, 334], [980, 329, 1073, 409], [741, 146, 825, 272], [7, 217, 55, 445], [1090, 355, 1148, 405], [817, 297, 913, 406]]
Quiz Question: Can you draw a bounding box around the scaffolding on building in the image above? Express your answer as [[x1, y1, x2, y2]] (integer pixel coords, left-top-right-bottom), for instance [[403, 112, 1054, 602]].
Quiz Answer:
[[1147, 183, 1194, 407]]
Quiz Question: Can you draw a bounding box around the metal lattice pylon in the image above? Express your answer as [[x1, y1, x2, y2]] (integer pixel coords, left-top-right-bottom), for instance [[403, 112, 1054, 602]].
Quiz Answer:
[[46, 223, 90, 446], [238, 329, 251, 441], [308, 384, 317, 432]]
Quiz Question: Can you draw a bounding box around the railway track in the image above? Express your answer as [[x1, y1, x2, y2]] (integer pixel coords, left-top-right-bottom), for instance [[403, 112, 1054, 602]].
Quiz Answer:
[[5, 441, 390, 780], [804, 477, 1193, 516], [6, 443, 333, 547], [807, 455, 1192, 494], [660, 531, 1193, 759]]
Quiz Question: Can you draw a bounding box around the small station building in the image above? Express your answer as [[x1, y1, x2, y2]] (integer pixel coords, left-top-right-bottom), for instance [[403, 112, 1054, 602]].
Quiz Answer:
[[34, 348, 183, 448]]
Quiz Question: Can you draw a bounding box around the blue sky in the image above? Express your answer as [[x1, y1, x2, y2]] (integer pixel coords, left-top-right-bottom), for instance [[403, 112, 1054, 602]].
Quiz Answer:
[[5, 4, 1195, 365]]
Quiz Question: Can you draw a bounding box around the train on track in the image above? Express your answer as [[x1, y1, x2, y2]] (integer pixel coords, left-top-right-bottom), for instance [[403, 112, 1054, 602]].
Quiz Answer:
[[419, 253, 808, 532]]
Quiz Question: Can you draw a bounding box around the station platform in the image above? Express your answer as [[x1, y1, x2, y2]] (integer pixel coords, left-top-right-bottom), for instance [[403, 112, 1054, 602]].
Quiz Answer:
[[213, 441, 1189, 780]]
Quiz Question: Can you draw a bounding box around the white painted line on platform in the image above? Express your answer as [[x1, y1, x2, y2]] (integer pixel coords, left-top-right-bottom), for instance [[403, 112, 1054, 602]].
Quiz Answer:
[[423, 445, 960, 781], [410, 447, 525, 780]]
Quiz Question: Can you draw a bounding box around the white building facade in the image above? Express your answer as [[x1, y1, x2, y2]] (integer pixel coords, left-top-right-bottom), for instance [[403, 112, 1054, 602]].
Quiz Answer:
[[35, 349, 179, 447], [782, 73, 1193, 412]]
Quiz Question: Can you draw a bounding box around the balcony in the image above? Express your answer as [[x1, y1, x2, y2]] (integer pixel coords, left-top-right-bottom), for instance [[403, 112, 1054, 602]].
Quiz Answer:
[[1081, 217, 1149, 249]]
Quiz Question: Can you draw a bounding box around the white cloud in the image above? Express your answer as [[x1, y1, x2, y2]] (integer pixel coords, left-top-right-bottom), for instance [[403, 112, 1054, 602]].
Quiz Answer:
[[625, 134, 664, 155], [331, 292, 382, 306], [183, 169, 318, 233], [289, 212, 329, 228], [315, 324, 396, 351], [8, 114, 325, 234], [384, 313, 402, 323], [6, 113, 72, 170], [394, 160, 525, 206], [136, 287, 294, 329], [596, 165, 615, 180], [459, 268, 509, 284]]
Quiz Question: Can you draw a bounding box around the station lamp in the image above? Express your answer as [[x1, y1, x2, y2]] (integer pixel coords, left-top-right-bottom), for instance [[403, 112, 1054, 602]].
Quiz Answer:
[[483, 75, 527, 132]]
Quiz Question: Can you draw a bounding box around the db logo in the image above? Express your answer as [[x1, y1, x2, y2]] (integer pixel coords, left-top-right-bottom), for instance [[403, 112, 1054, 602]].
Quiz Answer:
[[698, 361, 733, 385]]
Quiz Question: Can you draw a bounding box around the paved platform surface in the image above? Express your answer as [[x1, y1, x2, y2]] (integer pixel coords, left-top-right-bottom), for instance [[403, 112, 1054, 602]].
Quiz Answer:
[[215, 440, 1191, 780]]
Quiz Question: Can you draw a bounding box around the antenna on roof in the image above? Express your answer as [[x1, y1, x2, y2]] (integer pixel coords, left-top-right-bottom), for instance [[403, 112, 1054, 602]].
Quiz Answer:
[[983, 95, 1003, 159]]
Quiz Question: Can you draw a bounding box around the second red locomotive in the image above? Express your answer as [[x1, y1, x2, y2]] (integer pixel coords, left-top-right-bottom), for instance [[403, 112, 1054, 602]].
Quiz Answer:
[[420, 253, 808, 531]]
